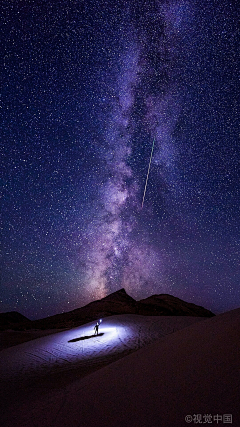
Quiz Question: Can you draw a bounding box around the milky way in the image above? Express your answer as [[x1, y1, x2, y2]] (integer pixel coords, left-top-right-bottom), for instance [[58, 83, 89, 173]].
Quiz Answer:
[[1, 0, 239, 318], [80, 2, 186, 301]]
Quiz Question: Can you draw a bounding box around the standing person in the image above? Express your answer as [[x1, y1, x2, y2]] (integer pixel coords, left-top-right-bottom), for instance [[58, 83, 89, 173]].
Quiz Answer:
[[94, 321, 99, 335]]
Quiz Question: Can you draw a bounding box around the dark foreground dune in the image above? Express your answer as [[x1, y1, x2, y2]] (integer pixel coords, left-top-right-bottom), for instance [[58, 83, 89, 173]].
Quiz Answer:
[[1, 309, 239, 427]]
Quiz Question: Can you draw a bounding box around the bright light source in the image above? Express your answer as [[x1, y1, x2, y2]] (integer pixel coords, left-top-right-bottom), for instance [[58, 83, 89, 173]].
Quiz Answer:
[[1, 318, 130, 379]]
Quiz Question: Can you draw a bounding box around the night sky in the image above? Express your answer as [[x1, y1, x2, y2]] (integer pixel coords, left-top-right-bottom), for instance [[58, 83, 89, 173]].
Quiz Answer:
[[1, 0, 239, 319]]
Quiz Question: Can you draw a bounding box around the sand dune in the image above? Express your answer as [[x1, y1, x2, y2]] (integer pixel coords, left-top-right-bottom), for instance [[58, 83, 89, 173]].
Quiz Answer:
[[1, 310, 239, 426]]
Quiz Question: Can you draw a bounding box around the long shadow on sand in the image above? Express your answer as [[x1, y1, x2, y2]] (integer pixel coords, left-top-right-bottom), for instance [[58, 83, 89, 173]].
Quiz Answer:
[[68, 333, 104, 342]]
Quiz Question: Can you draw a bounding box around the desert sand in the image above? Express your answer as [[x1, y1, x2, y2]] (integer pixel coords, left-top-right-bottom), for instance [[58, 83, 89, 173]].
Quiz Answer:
[[0, 310, 239, 426]]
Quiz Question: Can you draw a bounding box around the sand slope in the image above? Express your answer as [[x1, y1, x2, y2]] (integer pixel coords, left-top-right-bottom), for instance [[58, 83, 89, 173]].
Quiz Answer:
[[1, 310, 239, 426]]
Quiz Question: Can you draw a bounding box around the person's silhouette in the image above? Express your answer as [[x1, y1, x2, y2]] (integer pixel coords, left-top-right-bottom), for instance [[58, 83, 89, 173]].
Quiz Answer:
[[94, 322, 99, 335]]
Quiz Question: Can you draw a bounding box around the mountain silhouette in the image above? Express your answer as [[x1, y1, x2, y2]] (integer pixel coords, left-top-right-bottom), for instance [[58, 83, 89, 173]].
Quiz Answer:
[[0, 288, 215, 331], [0, 311, 32, 331], [139, 294, 215, 317]]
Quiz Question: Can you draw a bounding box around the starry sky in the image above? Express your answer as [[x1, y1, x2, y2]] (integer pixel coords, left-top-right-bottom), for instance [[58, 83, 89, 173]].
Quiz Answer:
[[1, 0, 239, 319]]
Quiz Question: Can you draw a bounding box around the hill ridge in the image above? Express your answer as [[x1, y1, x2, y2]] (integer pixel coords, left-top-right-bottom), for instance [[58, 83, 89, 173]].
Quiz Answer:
[[0, 288, 215, 331]]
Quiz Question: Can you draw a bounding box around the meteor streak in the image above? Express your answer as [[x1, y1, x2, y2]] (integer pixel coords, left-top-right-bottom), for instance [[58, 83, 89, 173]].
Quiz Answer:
[[141, 138, 155, 208]]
